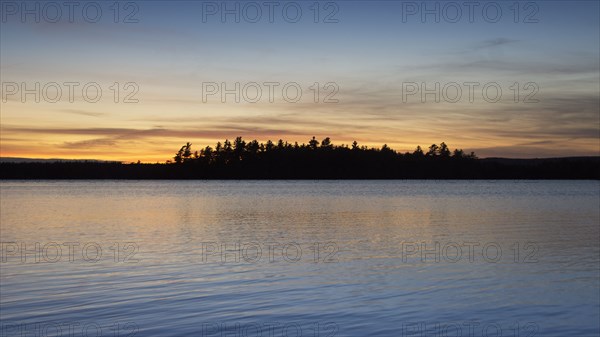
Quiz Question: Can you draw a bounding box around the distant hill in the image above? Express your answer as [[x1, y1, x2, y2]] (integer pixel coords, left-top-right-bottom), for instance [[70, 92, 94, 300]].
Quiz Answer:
[[1, 156, 598, 179], [481, 157, 600, 165], [0, 157, 119, 163], [2, 156, 596, 164]]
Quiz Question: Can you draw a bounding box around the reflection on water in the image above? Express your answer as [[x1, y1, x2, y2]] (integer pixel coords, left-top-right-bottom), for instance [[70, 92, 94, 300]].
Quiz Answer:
[[1, 181, 599, 336]]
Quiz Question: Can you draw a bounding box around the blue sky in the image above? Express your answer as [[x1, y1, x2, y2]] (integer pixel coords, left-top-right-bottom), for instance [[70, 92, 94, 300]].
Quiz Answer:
[[1, 1, 599, 161]]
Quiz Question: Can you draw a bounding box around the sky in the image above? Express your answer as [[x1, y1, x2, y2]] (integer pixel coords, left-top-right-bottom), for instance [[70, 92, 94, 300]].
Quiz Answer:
[[1, 0, 599, 162]]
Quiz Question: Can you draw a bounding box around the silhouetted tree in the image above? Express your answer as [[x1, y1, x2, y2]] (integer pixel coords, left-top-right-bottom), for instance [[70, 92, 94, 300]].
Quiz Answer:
[[182, 142, 192, 162], [439, 142, 450, 158], [309, 136, 319, 150], [321, 137, 332, 149], [247, 140, 259, 155], [427, 144, 439, 156], [202, 146, 213, 163], [234, 137, 246, 160], [265, 140, 274, 152], [223, 140, 232, 153], [381, 144, 393, 153], [174, 145, 186, 164], [414, 146, 424, 157], [453, 149, 464, 158]]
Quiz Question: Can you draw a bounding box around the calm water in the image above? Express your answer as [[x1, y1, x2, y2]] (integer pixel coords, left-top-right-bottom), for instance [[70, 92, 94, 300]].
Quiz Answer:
[[1, 181, 598, 337]]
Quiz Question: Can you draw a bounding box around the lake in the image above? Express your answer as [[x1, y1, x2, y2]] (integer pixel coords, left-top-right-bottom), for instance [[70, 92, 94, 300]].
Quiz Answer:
[[1, 181, 598, 336]]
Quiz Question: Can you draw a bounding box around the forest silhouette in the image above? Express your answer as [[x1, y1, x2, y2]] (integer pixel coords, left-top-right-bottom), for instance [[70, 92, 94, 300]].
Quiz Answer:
[[171, 137, 475, 165], [1, 136, 598, 179]]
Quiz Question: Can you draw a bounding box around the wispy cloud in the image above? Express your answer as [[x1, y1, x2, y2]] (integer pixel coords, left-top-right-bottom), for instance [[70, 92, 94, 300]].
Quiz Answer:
[[61, 109, 106, 118], [474, 38, 519, 50]]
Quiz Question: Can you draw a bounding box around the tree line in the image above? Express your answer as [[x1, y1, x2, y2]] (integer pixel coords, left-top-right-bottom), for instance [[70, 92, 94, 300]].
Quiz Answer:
[[172, 136, 477, 164], [1, 137, 597, 179], [164, 136, 485, 179]]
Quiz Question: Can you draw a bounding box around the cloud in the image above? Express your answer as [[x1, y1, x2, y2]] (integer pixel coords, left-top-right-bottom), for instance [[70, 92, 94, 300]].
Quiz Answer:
[[474, 38, 519, 50], [61, 109, 106, 118], [1, 125, 315, 142], [61, 137, 117, 149], [473, 145, 599, 158]]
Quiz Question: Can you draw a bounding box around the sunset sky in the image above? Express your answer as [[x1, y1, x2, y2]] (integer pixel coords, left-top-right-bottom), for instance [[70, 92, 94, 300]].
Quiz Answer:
[[1, 0, 599, 162]]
